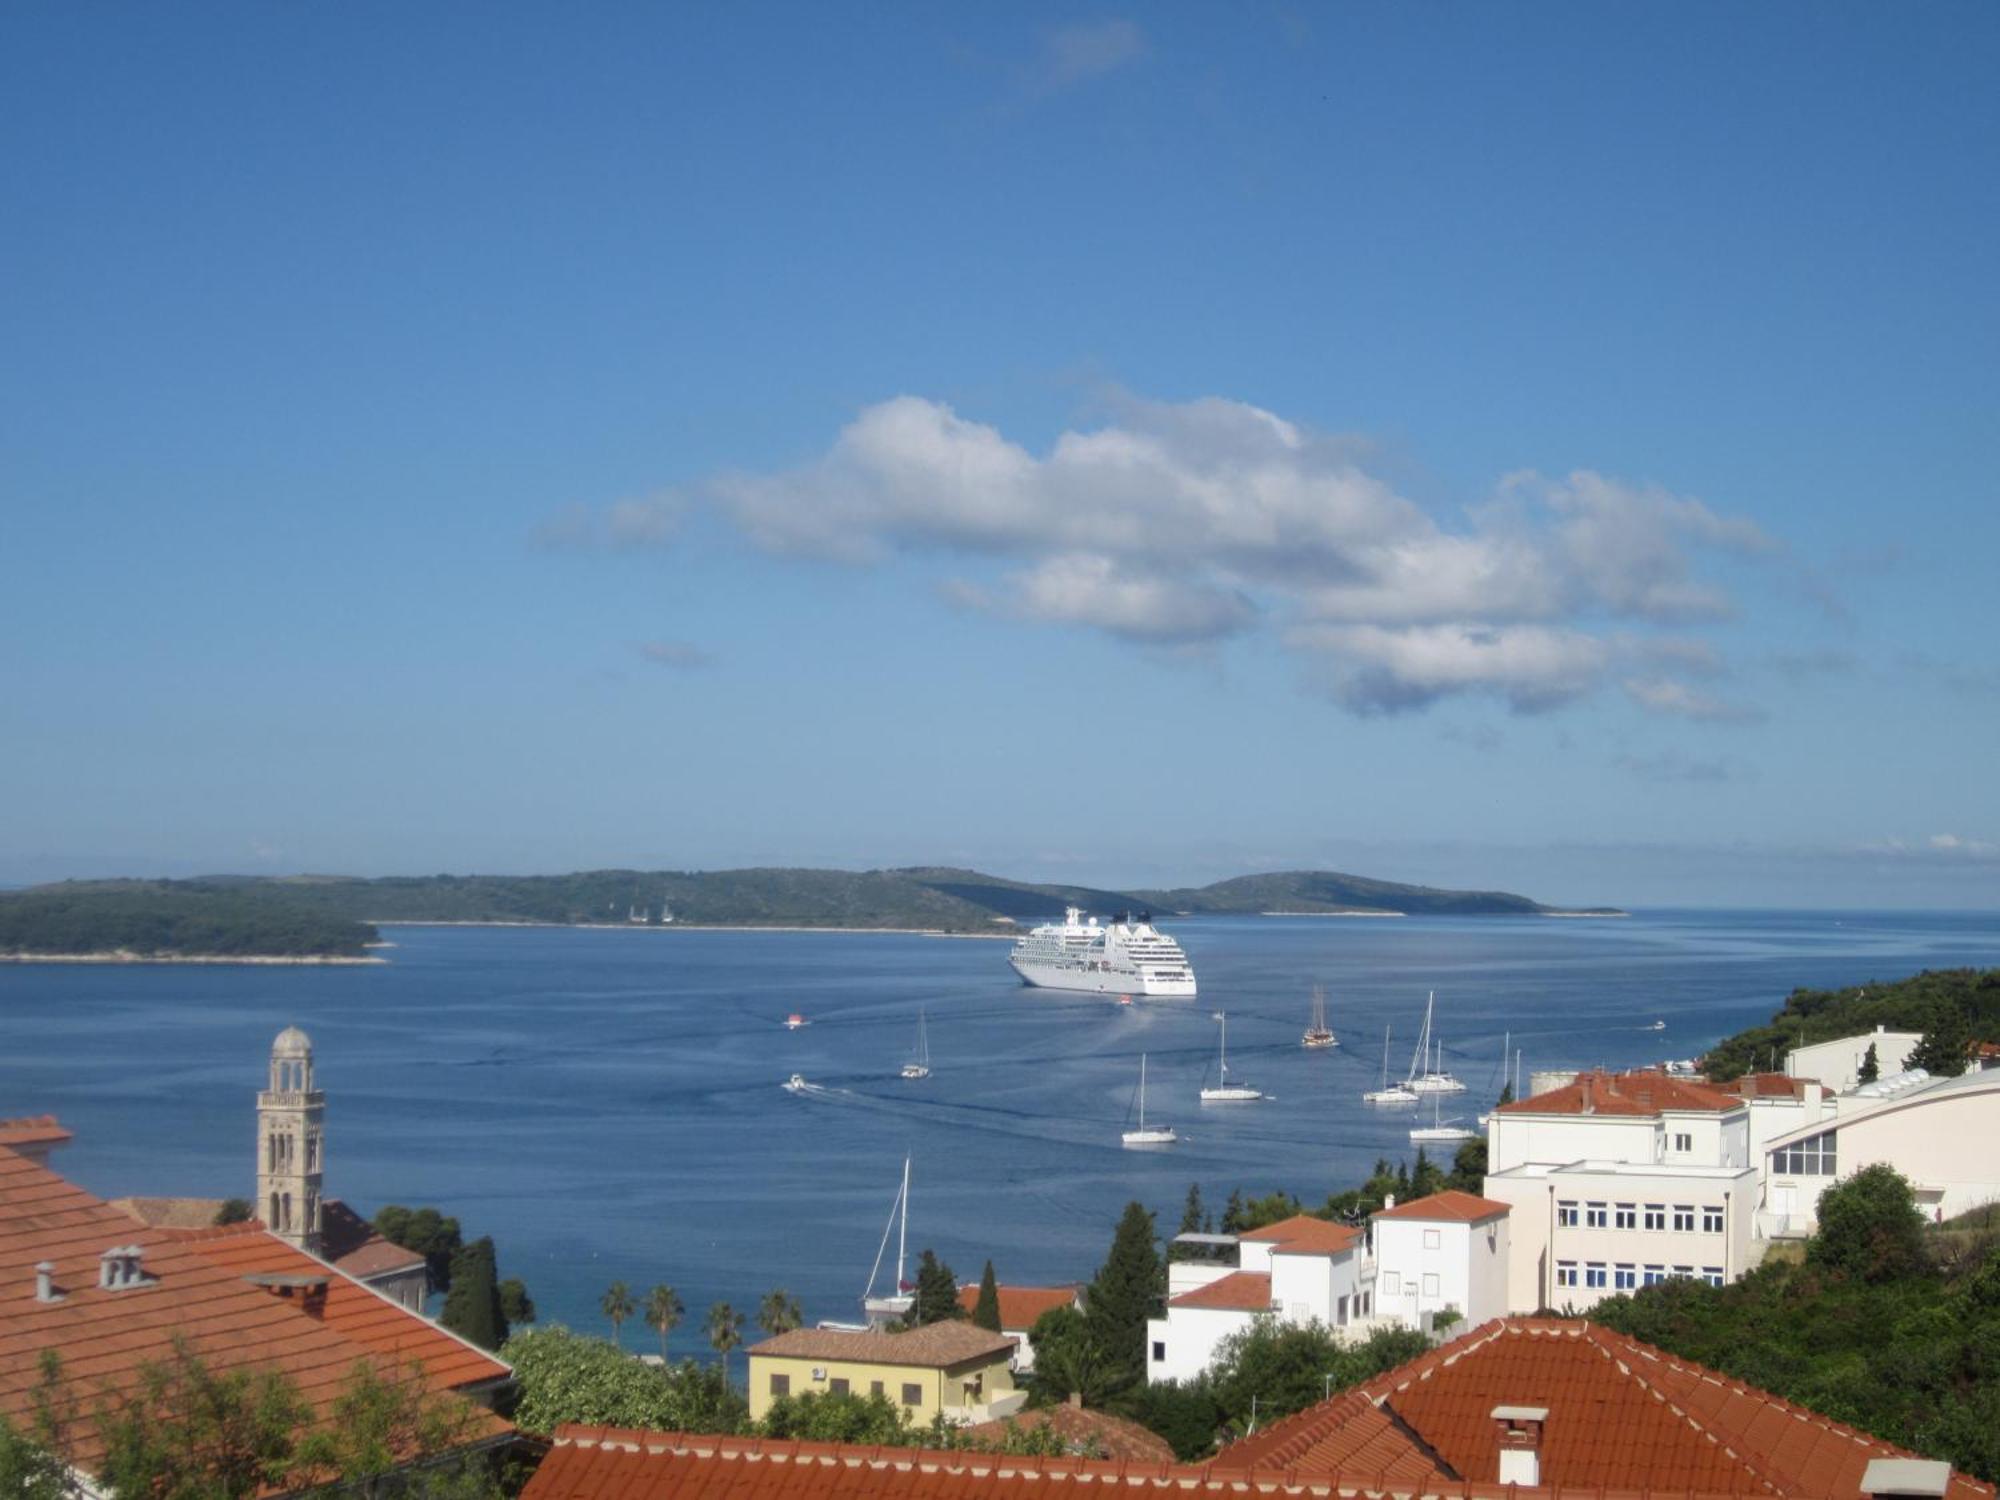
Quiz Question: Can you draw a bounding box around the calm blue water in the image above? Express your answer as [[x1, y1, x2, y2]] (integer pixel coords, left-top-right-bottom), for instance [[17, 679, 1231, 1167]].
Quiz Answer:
[[3, 909, 1996, 1343]]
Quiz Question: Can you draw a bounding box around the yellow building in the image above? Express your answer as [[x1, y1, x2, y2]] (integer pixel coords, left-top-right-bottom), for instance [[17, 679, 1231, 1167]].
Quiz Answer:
[[746, 1322, 1023, 1426]]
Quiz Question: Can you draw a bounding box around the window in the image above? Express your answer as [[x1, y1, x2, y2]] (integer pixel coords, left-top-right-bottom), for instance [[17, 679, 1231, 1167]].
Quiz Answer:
[[1151, 1341, 1165, 1363], [1774, 1128, 1838, 1176], [1555, 1261, 1578, 1288], [1614, 1264, 1636, 1290], [1615, 1203, 1637, 1230], [1672, 1265, 1694, 1279], [1674, 1131, 1693, 1153], [1703, 1267, 1725, 1287], [1381, 1270, 1401, 1295], [1585, 1202, 1608, 1228], [1557, 1200, 1579, 1227], [1702, 1206, 1725, 1234], [1585, 1263, 1607, 1289], [1422, 1273, 1440, 1297], [1643, 1265, 1666, 1286], [1423, 1228, 1441, 1249], [1644, 1204, 1666, 1231], [829, 1378, 850, 1397], [769, 1374, 791, 1397], [871, 1381, 884, 1397], [1673, 1205, 1696, 1233], [902, 1383, 922, 1406]]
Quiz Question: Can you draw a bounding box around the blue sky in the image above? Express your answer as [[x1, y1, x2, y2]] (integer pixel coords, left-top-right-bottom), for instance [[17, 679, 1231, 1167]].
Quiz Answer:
[[2, 2, 1996, 907]]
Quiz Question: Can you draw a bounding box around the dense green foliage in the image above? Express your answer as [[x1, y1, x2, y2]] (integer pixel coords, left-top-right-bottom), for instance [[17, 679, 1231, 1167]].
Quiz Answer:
[[8, 864, 1585, 944], [1593, 1169, 2000, 1482], [214, 1197, 253, 1225], [1702, 968, 1999, 1080], [756, 1288, 803, 1336], [644, 1285, 685, 1359], [374, 1205, 464, 1291], [913, 1250, 962, 1325], [1082, 1202, 1162, 1400], [0, 883, 375, 958], [971, 1261, 1002, 1332], [440, 1238, 507, 1351], [1908, 1001, 1974, 1077], [1026, 1305, 1119, 1408], [503, 1326, 744, 1436], [499, 1278, 537, 1326]]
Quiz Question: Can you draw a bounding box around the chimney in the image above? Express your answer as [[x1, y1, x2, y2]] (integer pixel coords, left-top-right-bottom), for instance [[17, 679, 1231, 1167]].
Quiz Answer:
[[99, 1245, 148, 1290], [1491, 1405, 1547, 1487], [1862, 1460, 1951, 1500], [1068, 1391, 1083, 1410], [34, 1262, 59, 1303], [1384, 1194, 1396, 1210]]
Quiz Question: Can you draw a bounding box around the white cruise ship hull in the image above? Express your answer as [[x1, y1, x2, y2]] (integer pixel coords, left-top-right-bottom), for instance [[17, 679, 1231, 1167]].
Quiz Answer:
[[1010, 956, 1197, 997]]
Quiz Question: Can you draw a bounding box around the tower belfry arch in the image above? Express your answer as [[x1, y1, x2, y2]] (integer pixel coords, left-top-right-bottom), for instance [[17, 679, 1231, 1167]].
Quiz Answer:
[[256, 1025, 325, 1252]]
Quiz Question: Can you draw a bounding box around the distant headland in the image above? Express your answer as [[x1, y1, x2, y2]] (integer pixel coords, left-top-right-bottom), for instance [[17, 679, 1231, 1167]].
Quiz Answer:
[[0, 866, 1624, 963]]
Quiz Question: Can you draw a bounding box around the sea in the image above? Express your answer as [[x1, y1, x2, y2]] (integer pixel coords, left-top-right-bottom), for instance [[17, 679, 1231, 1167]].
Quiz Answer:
[[3, 908, 1997, 1344]]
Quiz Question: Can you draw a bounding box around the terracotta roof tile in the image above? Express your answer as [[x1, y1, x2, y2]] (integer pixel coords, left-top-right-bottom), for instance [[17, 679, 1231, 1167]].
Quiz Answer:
[[1240, 1215, 1362, 1254], [1495, 1070, 1743, 1118], [962, 1404, 1174, 1462], [1372, 1190, 1511, 1225], [1214, 1388, 1444, 1481], [749, 1322, 1014, 1368], [1167, 1271, 1273, 1310], [108, 1195, 231, 1229], [319, 1199, 429, 1278], [952, 1284, 1078, 1332], [0, 1115, 73, 1150]]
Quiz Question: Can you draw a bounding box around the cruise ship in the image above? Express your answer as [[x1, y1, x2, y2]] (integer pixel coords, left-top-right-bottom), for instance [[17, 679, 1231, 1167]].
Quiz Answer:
[[1008, 907, 1197, 997]]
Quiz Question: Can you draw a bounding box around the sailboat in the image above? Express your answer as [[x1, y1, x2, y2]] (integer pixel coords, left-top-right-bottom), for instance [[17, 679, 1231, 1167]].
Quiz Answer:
[[1199, 1012, 1265, 1101], [900, 1008, 931, 1080], [1406, 992, 1467, 1094], [1301, 985, 1337, 1049], [1122, 1053, 1177, 1146], [859, 1156, 916, 1327], [1477, 1032, 1512, 1127], [1364, 1023, 1418, 1104], [1409, 1088, 1477, 1143]]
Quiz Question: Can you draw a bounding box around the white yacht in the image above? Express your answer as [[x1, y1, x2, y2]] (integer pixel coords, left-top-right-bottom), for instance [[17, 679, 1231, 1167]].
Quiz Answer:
[[900, 1009, 931, 1080], [859, 1156, 916, 1328], [1364, 1024, 1418, 1105], [1409, 1091, 1477, 1143], [1009, 907, 1196, 997], [1406, 992, 1466, 1095], [1121, 1053, 1177, 1147], [783, 1073, 809, 1094], [1199, 1011, 1264, 1102]]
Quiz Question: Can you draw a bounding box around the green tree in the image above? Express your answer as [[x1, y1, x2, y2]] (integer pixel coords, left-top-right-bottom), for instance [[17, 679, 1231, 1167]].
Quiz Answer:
[[502, 1327, 744, 1436], [1220, 1189, 1246, 1234], [707, 1302, 745, 1384], [757, 1288, 803, 1337], [1083, 1201, 1161, 1398], [0, 1416, 69, 1500], [1857, 1042, 1881, 1085], [1445, 1138, 1488, 1193], [94, 1337, 311, 1500], [1234, 1190, 1303, 1230], [439, 1238, 507, 1351], [1496, 1078, 1515, 1106], [760, 1390, 916, 1444], [1809, 1164, 1930, 1283], [1909, 1004, 1972, 1077], [213, 1198, 253, 1226], [1207, 1321, 1428, 1435], [1409, 1147, 1446, 1199], [374, 1206, 464, 1293], [1125, 1379, 1224, 1461], [645, 1284, 685, 1361], [1025, 1305, 1115, 1407], [912, 1249, 961, 1325], [498, 1278, 536, 1327], [600, 1281, 637, 1349], [970, 1260, 1003, 1332], [293, 1359, 497, 1499]]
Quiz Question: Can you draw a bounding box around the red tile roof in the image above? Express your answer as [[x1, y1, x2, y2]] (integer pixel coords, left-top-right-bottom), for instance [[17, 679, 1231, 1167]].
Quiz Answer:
[[109, 1194, 231, 1229], [1495, 1069, 1742, 1118], [1167, 1271, 1272, 1311], [178, 1224, 509, 1390], [750, 1322, 1015, 1368], [1240, 1215, 1362, 1255], [963, 1404, 1174, 1463], [0, 1115, 72, 1151], [0, 1146, 508, 1479], [1715, 1074, 1815, 1101], [319, 1198, 429, 1280], [1211, 1387, 1445, 1481], [953, 1284, 1079, 1332], [1372, 1190, 1510, 1225]]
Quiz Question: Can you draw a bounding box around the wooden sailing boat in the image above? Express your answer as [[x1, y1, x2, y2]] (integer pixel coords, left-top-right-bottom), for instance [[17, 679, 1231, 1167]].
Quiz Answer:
[[1301, 985, 1337, 1049]]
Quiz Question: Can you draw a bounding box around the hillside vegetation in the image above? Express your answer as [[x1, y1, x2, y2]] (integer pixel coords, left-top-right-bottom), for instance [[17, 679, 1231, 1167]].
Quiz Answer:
[[1131, 869, 1615, 916], [1702, 968, 2000, 1080], [0, 884, 375, 958]]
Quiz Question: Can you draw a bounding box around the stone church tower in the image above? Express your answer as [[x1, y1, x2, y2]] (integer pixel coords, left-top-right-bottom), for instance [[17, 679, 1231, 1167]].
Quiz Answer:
[[257, 1025, 325, 1252]]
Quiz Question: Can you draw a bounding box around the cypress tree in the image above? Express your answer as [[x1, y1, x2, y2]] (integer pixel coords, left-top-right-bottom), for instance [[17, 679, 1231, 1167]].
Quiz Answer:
[[1908, 1006, 1971, 1078], [1084, 1202, 1160, 1395], [1857, 1042, 1881, 1085], [439, 1237, 507, 1351], [971, 1260, 1003, 1332], [913, 1249, 961, 1325]]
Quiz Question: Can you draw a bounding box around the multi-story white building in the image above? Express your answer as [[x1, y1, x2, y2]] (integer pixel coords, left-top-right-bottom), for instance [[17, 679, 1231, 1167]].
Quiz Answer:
[[1786, 1025, 1923, 1094], [1483, 1069, 1760, 1313], [1366, 1190, 1510, 1332], [1146, 1215, 1369, 1385]]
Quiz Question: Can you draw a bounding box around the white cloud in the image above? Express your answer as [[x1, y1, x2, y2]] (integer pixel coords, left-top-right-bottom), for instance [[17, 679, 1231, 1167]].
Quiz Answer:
[[1035, 19, 1146, 91], [636, 640, 713, 670], [572, 393, 1779, 718]]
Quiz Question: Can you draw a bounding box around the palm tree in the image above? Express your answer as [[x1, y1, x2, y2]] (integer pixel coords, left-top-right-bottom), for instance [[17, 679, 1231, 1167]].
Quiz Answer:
[[601, 1281, 636, 1349], [707, 1301, 744, 1384], [757, 1288, 802, 1337], [645, 1284, 685, 1361]]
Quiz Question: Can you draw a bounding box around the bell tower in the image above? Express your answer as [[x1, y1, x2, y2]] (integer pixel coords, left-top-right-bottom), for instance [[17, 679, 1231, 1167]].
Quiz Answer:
[[257, 1026, 325, 1253]]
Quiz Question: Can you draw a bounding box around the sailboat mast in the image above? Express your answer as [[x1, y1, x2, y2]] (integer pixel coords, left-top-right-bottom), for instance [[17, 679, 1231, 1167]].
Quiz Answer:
[[1139, 1054, 1147, 1129], [895, 1155, 909, 1299]]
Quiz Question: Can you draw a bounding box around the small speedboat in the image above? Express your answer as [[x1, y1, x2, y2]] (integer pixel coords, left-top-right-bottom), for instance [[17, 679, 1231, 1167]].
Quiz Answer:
[[785, 1014, 809, 1030], [783, 1074, 809, 1093], [1648, 1020, 1666, 1031], [1116, 994, 1134, 1006]]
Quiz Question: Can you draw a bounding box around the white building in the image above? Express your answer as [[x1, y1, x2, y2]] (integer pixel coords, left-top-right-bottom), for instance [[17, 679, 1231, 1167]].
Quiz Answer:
[[1366, 1190, 1510, 1332], [1761, 1066, 2000, 1235], [1146, 1215, 1368, 1385], [1483, 1069, 1760, 1313], [1787, 1025, 1923, 1094]]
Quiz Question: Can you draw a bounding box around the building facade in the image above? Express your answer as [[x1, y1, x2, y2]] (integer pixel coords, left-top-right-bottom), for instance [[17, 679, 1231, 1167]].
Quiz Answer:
[[745, 1323, 1021, 1426]]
